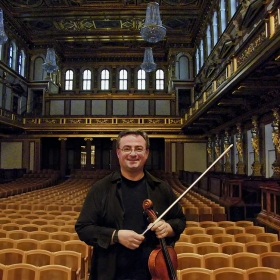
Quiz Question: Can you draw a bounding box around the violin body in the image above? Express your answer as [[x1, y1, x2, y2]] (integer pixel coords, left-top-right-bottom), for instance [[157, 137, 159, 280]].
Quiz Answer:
[[148, 245, 178, 280], [143, 199, 178, 280]]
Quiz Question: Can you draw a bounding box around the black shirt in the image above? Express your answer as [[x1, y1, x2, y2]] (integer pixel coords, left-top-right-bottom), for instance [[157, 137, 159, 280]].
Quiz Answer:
[[116, 176, 153, 280]]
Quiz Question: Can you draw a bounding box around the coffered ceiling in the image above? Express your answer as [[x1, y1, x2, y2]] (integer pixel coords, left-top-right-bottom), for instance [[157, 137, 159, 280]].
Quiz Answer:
[[0, 0, 210, 61]]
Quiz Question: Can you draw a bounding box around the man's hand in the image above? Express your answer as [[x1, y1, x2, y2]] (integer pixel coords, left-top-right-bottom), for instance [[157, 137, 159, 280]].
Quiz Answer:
[[149, 220, 175, 239], [118, 229, 145, 250]]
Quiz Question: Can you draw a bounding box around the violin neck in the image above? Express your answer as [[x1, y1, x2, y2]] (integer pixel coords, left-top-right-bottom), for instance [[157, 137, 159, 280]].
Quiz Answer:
[[159, 238, 177, 280]]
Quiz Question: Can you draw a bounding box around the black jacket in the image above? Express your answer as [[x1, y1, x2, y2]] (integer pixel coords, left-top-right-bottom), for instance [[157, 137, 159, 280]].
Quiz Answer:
[[75, 170, 186, 280]]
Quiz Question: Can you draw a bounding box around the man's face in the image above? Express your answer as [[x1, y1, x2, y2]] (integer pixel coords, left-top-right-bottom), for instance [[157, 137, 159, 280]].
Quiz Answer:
[[117, 134, 149, 173]]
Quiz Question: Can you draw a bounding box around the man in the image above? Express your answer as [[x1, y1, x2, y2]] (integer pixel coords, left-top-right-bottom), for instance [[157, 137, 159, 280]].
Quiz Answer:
[[75, 130, 186, 280]]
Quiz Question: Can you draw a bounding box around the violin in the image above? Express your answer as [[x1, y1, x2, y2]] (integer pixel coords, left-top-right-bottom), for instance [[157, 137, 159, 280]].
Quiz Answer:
[[143, 199, 178, 280]]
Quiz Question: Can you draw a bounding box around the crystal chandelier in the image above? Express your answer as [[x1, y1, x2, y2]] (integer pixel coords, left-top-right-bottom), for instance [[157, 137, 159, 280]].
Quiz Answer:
[[141, 47, 156, 72], [42, 48, 58, 73], [140, 2, 166, 43], [0, 9, 8, 45]]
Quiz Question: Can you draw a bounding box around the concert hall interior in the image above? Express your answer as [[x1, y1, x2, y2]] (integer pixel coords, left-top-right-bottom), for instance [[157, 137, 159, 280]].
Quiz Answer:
[[0, 0, 280, 279]]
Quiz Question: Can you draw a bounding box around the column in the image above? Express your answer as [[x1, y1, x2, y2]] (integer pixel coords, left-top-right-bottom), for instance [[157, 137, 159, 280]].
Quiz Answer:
[[214, 134, 222, 172], [223, 130, 232, 173], [176, 142, 184, 173], [165, 139, 172, 172], [58, 138, 67, 178], [236, 123, 245, 174], [271, 108, 280, 178], [111, 138, 118, 170], [207, 136, 214, 170], [251, 116, 262, 176], [84, 138, 93, 171]]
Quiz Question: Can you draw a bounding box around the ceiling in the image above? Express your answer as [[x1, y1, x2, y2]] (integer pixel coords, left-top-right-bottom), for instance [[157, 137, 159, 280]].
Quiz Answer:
[[1, 0, 280, 138], [0, 0, 210, 61]]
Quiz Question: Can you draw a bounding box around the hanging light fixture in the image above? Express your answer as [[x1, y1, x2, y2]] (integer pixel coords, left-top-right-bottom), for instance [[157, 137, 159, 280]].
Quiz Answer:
[[42, 48, 58, 73], [140, 2, 166, 43], [0, 9, 8, 45], [141, 47, 156, 72]]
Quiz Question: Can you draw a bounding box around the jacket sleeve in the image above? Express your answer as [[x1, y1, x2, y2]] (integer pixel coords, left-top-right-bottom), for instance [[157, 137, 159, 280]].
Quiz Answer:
[[75, 183, 116, 249]]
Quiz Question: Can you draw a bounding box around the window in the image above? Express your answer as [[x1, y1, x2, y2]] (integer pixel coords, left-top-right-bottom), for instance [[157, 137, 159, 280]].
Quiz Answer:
[[82, 69, 91, 90], [119, 69, 128, 90], [65, 70, 74, 90], [101, 69, 110, 90], [212, 11, 218, 46], [8, 42, 16, 69], [155, 69, 164, 90], [196, 48, 200, 74], [229, 0, 238, 19], [137, 69, 146, 90], [220, 0, 227, 33], [206, 25, 212, 56], [200, 40, 204, 67], [18, 50, 26, 76]]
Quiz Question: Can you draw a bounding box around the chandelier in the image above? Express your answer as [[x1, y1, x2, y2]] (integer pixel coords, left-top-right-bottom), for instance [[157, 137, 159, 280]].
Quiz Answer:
[[141, 48, 156, 72], [0, 9, 8, 45], [42, 48, 58, 73], [140, 2, 166, 43]]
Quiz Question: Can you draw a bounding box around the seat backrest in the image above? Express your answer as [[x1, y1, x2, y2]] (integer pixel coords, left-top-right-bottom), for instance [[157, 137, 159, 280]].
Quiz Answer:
[[270, 241, 280, 252], [213, 267, 246, 280], [205, 226, 226, 235], [0, 237, 15, 250], [190, 234, 213, 244], [245, 226, 265, 234], [177, 253, 203, 270], [40, 240, 65, 252], [231, 252, 260, 269], [38, 264, 72, 280], [7, 230, 29, 240], [217, 221, 235, 228], [179, 267, 213, 280], [256, 233, 278, 243], [203, 252, 232, 270], [220, 241, 245, 254], [245, 241, 270, 254], [24, 249, 53, 267], [28, 231, 50, 241], [234, 233, 257, 244], [50, 231, 73, 242], [246, 267, 280, 280], [212, 233, 235, 244], [174, 242, 196, 254], [260, 252, 280, 269], [4, 263, 38, 280], [0, 248, 25, 265], [225, 226, 245, 235], [184, 227, 206, 235], [15, 238, 40, 251], [195, 242, 220, 255], [53, 250, 82, 274]]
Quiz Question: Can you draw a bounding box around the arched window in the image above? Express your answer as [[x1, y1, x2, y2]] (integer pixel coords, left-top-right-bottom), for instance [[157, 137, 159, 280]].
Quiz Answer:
[[212, 11, 218, 46], [220, 0, 227, 33], [119, 69, 128, 90], [229, 0, 238, 19], [18, 50, 26, 77], [65, 70, 74, 90], [8, 42, 16, 70], [82, 69, 91, 90], [200, 40, 204, 67], [196, 48, 200, 74], [206, 25, 212, 56], [137, 69, 146, 90], [155, 69, 164, 90], [101, 69, 110, 90]]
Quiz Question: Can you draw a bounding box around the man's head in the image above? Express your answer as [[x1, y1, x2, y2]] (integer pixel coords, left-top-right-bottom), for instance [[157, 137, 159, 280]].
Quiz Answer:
[[116, 130, 150, 150], [116, 130, 150, 178]]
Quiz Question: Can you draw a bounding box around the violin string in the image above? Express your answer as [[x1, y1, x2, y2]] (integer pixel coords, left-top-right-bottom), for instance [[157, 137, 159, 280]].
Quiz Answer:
[[142, 143, 233, 235]]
